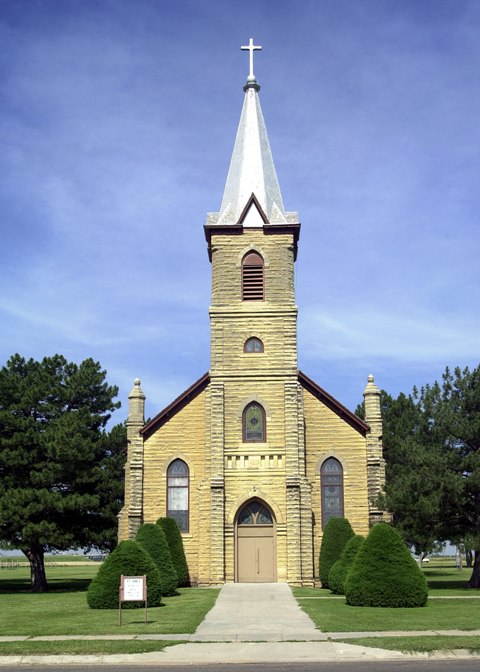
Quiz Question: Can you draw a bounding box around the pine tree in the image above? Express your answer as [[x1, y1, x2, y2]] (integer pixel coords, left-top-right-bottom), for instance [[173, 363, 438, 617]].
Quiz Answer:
[[0, 354, 121, 592], [377, 365, 480, 589]]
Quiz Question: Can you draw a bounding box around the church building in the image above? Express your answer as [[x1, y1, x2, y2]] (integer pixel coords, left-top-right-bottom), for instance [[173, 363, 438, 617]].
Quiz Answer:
[[118, 41, 385, 585]]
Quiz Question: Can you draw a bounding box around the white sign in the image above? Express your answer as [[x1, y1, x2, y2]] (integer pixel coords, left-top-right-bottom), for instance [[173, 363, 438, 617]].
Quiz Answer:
[[120, 575, 146, 601]]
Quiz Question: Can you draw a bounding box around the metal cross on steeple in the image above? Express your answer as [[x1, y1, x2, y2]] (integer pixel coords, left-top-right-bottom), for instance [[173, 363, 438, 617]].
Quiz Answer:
[[241, 38, 262, 79]]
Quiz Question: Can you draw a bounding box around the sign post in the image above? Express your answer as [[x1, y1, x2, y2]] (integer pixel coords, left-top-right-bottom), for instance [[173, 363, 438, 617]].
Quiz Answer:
[[119, 575, 147, 626]]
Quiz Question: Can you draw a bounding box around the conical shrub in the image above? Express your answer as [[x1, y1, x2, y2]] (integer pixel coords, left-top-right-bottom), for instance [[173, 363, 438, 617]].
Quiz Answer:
[[319, 517, 354, 588], [136, 523, 178, 596], [345, 523, 428, 607], [87, 540, 162, 609], [328, 534, 364, 595], [157, 517, 189, 587]]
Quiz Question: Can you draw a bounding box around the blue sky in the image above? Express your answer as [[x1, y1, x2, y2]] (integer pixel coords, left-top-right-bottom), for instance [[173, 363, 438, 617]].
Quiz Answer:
[[1, 0, 479, 424]]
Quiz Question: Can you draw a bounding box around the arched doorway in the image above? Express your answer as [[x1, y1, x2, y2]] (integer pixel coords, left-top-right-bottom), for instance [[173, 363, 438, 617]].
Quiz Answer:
[[235, 500, 276, 582]]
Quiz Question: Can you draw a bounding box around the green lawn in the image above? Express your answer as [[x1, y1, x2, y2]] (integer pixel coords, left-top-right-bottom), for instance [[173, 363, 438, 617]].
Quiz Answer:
[[0, 640, 179, 656], [0, 564, 219, 636], [1, 559, 479, 656], [291, 562, 480, 634], [294, 595, 480, 632], [422, 564, 476, 596], [336, 636, 480, 654], [294, 560, 478, 598]]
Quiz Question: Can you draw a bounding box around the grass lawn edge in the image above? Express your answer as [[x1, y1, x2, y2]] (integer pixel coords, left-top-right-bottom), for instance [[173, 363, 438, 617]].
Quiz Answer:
[[0, 640, 182, 656], [334, 636, 480, 654]]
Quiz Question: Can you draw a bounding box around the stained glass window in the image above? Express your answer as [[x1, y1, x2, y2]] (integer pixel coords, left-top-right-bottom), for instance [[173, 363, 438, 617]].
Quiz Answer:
[[238, 501, 273, 526], [167, 459, 189, 532], [244, 337, 264, 353], [321, 457, 344, 529], [243, 402, 266, 442]]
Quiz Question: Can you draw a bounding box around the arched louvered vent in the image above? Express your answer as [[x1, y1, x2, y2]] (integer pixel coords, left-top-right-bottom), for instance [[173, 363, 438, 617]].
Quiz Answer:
[[242, 252, 264, 301]]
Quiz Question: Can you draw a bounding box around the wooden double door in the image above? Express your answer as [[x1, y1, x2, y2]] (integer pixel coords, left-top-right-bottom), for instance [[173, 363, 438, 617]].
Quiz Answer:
[[236, 501, 276, 583]]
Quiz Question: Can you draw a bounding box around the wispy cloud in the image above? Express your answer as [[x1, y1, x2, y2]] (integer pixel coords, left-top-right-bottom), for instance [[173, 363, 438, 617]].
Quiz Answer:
[[300, 306, 480, 364], [1, 0, 479, 421]]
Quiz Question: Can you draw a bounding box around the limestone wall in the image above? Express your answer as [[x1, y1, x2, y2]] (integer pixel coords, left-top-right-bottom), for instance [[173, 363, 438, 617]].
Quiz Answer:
[[142, 388, 208, 585], [210, 230, 295, 307], [303, 389, 370, 578]]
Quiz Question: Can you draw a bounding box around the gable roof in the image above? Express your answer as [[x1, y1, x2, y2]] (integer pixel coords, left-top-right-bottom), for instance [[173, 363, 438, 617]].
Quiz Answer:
[[140, 370, 368, 439], [298, 370, 369, 436], [141, 372, 210, 439]]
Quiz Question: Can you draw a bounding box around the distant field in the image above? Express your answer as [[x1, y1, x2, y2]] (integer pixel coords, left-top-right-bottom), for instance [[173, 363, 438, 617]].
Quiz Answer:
[[0, 554, 102, 567]]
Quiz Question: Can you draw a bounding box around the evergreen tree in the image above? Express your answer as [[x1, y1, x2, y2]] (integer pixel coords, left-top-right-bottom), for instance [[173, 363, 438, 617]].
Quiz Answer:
[[328, 534, 364, 595], [378, 365, 480, 588], [318, 517, 354, 588], [0, 354, 121, 592], [157, 517, 189, 586], [380, 390, 450, 556], [423, 366, 480, 588], [92, 423, 127, 552], [136, 523, 178, 596], [345, 523, 428, 607], [87, 540, 161, 609]]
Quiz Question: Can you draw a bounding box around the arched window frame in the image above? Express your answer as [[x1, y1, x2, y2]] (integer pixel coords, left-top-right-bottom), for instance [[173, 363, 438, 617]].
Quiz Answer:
[[167, 458, 189, 533], [242, 251, 264, 301], [242, 402, 266, 443], [243, 337, 264, 353], [237, 500, 273, 526], [320, 457, 344, 529]]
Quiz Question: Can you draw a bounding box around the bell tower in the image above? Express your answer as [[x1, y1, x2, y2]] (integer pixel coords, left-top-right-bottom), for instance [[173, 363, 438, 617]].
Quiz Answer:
[[205, 40, 301, 383], [203, 40, 313, 584]]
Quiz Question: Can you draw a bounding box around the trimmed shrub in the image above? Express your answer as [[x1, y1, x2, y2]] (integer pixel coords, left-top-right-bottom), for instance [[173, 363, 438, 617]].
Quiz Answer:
[[345, 523, 428, 608], [157, 517, 189, 586], [87, 540, 162, 609], [328, 534, 364, 595], [319, 517, 354, 588], [136, 523, 178, 596]]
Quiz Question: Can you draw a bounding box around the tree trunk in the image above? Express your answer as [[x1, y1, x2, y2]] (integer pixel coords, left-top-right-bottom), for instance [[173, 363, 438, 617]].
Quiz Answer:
[[467, 549, 480, 589], [465, 549, 473, 567], [25, 544, 48, 592]]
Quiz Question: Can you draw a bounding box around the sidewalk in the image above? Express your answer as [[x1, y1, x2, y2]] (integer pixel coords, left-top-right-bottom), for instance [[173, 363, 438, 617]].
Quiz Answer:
[[1, 583, 479, 665], [194, 581, 324, 641]]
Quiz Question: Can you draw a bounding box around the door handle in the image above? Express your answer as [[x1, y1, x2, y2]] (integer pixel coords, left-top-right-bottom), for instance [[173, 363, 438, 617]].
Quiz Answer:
[[257, 548, 260, 574]]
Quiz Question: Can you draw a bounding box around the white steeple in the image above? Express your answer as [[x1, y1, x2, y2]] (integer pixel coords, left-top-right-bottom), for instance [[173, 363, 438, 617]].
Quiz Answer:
[[208, 39, 297, 227]]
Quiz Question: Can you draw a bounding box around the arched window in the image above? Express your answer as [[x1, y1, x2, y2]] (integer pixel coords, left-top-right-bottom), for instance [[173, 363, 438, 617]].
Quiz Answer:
[[242, 251, 264, 301], [244, 337, 264, 353], [243, 402, 266, 442], [321, 457, 344, 529], [238, 501, 273, 526], [167, 459, 189, 532]]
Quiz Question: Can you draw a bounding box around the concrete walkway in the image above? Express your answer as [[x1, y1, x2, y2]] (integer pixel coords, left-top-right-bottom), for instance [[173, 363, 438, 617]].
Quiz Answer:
[[194, 582, 324, 641], [0, 583, 479, 666]]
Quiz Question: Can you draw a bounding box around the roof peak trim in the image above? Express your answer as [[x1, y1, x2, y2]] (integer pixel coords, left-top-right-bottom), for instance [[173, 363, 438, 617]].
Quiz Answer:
[[298, 370, 370, 436], [141, 372, 210, 438]]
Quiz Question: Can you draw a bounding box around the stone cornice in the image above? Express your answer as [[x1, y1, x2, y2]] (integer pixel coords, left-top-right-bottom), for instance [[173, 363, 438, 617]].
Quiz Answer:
[[204, 222, 301, 261]]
